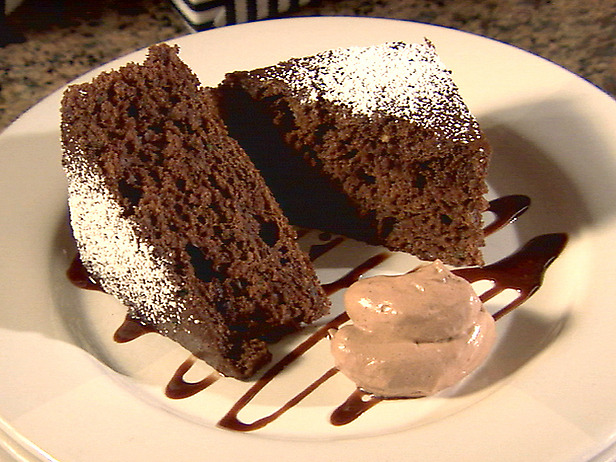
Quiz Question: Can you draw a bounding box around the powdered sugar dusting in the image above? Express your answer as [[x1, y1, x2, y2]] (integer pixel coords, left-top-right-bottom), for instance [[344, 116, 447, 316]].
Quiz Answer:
[[263, 41, 481, 143], [64, 151, 184, 331]]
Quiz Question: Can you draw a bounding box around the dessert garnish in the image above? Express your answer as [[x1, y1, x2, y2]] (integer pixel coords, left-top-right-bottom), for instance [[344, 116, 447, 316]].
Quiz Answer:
[[330, 260, 496, 398]]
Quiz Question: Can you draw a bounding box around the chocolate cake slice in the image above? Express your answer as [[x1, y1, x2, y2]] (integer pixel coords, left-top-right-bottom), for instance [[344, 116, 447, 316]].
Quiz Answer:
[[218, 40, 491, 266], [61, 44, 330, 379]]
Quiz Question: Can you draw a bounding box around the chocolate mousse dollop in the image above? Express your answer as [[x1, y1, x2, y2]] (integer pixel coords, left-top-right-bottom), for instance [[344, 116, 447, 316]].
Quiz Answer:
[[331, 260, 496, 398]]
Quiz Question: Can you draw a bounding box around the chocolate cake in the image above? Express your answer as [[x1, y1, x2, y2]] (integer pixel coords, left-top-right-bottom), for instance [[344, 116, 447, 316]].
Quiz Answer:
[[218, 40, 491, 266], [61, 44, 330, 379]]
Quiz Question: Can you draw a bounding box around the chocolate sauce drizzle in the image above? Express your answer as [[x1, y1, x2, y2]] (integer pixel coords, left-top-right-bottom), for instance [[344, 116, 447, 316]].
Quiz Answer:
[[219, 366, 341, 431], [113, 315, 156, 343], [484, 195, 531, 237], [454, 233, 568, 320], [165, 356, 221, 399], [66, 195, 568, 431], [330, 388, 386, 426], [67, 254, 102, 291]]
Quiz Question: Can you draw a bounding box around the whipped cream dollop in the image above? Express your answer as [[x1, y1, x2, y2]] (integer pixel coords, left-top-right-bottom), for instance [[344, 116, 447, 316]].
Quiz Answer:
[[330, 260, 495, 398]]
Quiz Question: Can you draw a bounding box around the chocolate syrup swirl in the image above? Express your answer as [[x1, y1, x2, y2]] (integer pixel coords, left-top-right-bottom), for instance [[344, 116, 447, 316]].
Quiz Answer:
[[113, 315, 155, 343], [330, 388, 387, 426], [165, 356, 220, 399], [65, 194, 568, 431], [484, 195, 531, 237], [454, 233, 568, 320], [67, 254, 102, 291], [219, 366, 341, 432]]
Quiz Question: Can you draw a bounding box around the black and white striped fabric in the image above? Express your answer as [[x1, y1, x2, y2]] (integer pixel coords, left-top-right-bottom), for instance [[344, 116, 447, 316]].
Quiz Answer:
[[171, 0, 313, 31]]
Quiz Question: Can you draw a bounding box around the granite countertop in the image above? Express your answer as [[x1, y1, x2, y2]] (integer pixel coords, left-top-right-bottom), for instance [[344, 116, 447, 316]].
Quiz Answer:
[[1, 0, 615, 133]]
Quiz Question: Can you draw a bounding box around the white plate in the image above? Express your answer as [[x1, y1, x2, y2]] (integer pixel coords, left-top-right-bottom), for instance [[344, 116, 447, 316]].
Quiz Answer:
[[2, 16, 616, 462]]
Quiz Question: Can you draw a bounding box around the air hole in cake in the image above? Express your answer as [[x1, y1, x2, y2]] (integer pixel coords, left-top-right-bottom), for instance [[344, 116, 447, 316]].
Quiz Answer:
[[118, 178, 142, 208], [414, 173, 427, 190], [124, 140, 137, 155], [220, 187, 233, 200], [230, 278, 248, 297], [315, 123, 334, 140], [279, 246, 290, 265], [176, 178, 186, 192], [213, 225, 233, 244], [127, 103, 139, 118], [138, 151, 151, 163], [440, 214, 453, 225], [256, 217, 280, 247], [209, 202, 223, 216], [172, 120, 188, 133], [357, 171, 377, 185], [148, 169, 161, 186], [340, 149, 358, 161], [262, 94, 282, 103], [208, 174, 232, 199], [148, 124, 163, 134], [185, 243, 224, 283]]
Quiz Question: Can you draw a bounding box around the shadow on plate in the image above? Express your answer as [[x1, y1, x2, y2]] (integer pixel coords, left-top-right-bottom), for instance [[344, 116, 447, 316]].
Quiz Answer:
[[482, 96, 616, 243]]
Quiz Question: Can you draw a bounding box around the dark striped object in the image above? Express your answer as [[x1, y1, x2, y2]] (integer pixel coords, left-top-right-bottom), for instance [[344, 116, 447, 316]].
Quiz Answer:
[[171, 0, 313, 31]]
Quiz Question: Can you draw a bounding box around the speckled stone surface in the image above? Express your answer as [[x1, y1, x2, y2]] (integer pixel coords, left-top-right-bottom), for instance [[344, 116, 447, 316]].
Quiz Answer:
[[1, 0, 615, 133]]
